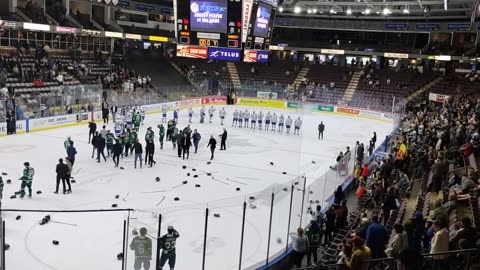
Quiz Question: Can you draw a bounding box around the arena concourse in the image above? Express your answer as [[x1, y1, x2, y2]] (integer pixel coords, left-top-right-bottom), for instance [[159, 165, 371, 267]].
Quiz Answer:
[[0, 0, 480, 269]]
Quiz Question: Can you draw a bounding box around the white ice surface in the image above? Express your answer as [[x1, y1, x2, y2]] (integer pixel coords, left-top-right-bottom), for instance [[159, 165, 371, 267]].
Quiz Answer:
[[0, 105, 392, 270]]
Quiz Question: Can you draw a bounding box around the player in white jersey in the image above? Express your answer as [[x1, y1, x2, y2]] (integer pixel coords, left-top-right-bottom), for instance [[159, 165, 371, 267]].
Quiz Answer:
[[188, 106, 194, 123], [208, 106, 215, 123], [140, 106, 146, 125], [258, 111, 264, 130], [162, 104, 168, 123], [126, 109, 133, 129], [200, 105, 206, 123], [232, 110, 238, 127], [271, 113, 278, 131], [251, 111, 257, 129], [244, 109, 250, 128], [278, 114, 285, 132], [265, 112, 271, 131], [294, 117, 302, 135], [238, 111, 243, 127], [219, 107, 226, 125], [285, 116, 293, 134], [114, 115, 124, 136]]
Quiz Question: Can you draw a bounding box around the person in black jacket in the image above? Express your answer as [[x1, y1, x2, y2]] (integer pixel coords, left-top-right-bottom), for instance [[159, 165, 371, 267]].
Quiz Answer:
[[145, 139, 156, 167], [112, 139, 122, 167], [6, 109, 15, 135], [96, 135, 107, 163], [182, 132, 191, 160], [318, 121, 325, 140], [88, 121, 97, 143], [102, 101, 109, 123], [220, 128, 227, 150], [383, 187, 398, 225], [91, 131, 100, 158], [207, 135, 217, 160], [133, 140, 143, 168], [176, 130, 183, 158], [55, 158, 68, 194]]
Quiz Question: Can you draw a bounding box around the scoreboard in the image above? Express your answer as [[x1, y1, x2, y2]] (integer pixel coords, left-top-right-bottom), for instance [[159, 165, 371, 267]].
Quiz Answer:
[[175, 0, 243, 49], [174, 0, 277, 61]]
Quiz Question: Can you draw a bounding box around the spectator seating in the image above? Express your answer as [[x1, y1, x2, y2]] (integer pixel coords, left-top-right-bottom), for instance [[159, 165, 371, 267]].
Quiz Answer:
[[171, 57, 230, 81], [304, 64, 352, 104], [235, 61, 302, 84]]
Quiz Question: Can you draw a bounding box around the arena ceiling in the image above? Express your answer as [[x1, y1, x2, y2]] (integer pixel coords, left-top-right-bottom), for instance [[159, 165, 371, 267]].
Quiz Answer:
[[278, 0, 480, 20]]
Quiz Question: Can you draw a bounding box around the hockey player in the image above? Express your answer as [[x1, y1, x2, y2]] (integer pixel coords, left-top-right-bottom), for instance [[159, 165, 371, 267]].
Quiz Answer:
[[114, 116, 124, 137], [251, 111, 257, 129], [106, 130, 115, 157], [200, 106, 205, 123], [112, 139, 122, 168], [124, 129, 132, 157], [285, 116, 293, 134], [167, 120, 176, 141], [88, 121, 97, 143], [145, 139, 156, 166], [171, 127, 178, 149], [64, 136, 73, 152], [208, 106, 215, 123], [130, 227, 152, 270], [17, 162, 34, 198], [232, 110, 238, 127], [238, 110, 243, 128], [159, 226, 180, 270], [188, 105, 193, 123], [219, 107, 226, 125], [173, 108, 179, 123], [118, 132, 127, 157], [271, 113, 278, 131], [157, 123, 165, 149], [162, 104, 168, 123], [244, 109, 250, 128], [126, 109, 133, 129], [294, 117, 302, 135], [258, 111, 264, 130], [133, 111, 141, 131], [129, 130, 138, 155], [139, 106, 146, 125], [265, 112, 271, 131], [145, 127, 154, 144], [278, 114, 285, 133]]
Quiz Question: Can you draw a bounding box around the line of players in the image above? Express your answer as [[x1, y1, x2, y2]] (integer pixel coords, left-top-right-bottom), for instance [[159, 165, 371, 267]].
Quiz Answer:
[[172, 105, 303, 135]]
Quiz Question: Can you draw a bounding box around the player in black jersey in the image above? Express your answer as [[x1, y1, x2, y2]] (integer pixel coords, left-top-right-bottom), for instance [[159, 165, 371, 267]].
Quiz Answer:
[[159, 225, 180, 270]]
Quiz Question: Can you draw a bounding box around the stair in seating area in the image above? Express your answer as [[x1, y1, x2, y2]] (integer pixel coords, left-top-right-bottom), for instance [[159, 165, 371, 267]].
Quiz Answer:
[[406, 77, 443, 102], [291, 65, 311, 96], [226, 62, 242, 90], [341, 70, 361, 102]]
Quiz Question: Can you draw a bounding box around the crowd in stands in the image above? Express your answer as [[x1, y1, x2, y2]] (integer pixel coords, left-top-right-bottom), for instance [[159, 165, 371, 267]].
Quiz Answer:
[[288, 94, 480, 270], [100, 65, 152, 92]]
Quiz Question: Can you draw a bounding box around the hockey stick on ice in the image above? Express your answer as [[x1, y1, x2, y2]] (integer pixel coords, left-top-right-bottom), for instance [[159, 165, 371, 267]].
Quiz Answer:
[[50, 220, 78, 227], [156, 196, 166, 207], [226, 178, 247, 185], [123, 192, 130, 202]]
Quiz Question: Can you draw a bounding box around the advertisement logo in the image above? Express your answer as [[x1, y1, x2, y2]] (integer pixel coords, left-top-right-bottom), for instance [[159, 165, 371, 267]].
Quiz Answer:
[[337, 107, 360, 115], [256, 51, 269, 62], [208, 47, 241, 61], [317, 106, 334, 112], [177, 45, 208, 59], [253, 4, 272, 37]]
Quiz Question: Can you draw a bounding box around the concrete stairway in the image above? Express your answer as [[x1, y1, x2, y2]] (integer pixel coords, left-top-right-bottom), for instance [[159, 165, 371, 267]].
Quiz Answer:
[[341, 70, 362, 102], [226, 62, 242, 90], [291, 65, 311, 96]]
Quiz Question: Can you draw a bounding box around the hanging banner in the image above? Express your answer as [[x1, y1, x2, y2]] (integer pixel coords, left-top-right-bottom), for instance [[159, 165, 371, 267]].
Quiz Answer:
[[429, 93, 451, 103]]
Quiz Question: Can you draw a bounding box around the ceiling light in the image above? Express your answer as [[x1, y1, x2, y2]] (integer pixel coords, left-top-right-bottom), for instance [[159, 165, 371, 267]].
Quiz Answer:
[[279, 6, 284, 12], [382, 7, 390, 15], [365, 8, 371, 14], [346, 8, 352, 15], [403, 7, 409, 14], [376, 11, 380, 14], [294, 6, 301, 13], [307, 9, 312, 14], [312, 8, 317, 13], [361, 11, 365, 14], [330, 8, 335, 14]]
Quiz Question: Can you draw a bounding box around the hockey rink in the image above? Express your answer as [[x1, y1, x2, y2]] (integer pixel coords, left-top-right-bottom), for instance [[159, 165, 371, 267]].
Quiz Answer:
[[0, 105, 393, 270]]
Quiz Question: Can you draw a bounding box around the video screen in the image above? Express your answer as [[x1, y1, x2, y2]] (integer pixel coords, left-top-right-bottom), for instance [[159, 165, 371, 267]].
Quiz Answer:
[[190, 0, 228, 33], [253, 3, 272, 37]]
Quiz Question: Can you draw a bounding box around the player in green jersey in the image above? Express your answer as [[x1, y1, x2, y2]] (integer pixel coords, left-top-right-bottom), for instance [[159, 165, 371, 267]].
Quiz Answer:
[[130, 227, 152, 270]]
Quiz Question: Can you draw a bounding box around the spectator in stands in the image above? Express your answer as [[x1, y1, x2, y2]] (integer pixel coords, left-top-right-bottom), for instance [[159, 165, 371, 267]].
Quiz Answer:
[[397, 171, 409, 197], [337, 243, 353, 265], [429, 199, 448, 228], [382, 187, 398, 226], [386, 223, 408, 269], [430, 220, 450, 270], [345, 236, 371, 270], [323, 205, 335, 246], [366, 215, 388, 259], [334, 200, 348, 231], [289, 227, 308, 269], [333, 185, 344, 205], [355, 216, 371, 240], [451, 217, 479, 249]]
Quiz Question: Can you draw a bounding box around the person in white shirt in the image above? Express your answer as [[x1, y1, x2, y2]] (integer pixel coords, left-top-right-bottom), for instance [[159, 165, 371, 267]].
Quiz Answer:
[[289, 227, 309, 269], [285, 116, 292, 134], [294, 117, 302, 135]]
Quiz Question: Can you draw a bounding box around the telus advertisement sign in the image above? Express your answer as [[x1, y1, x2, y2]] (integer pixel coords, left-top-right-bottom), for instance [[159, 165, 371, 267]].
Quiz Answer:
[[208, 47, 241, 61], [190, 0, 228, 33], [253, 3, 272, 37]]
